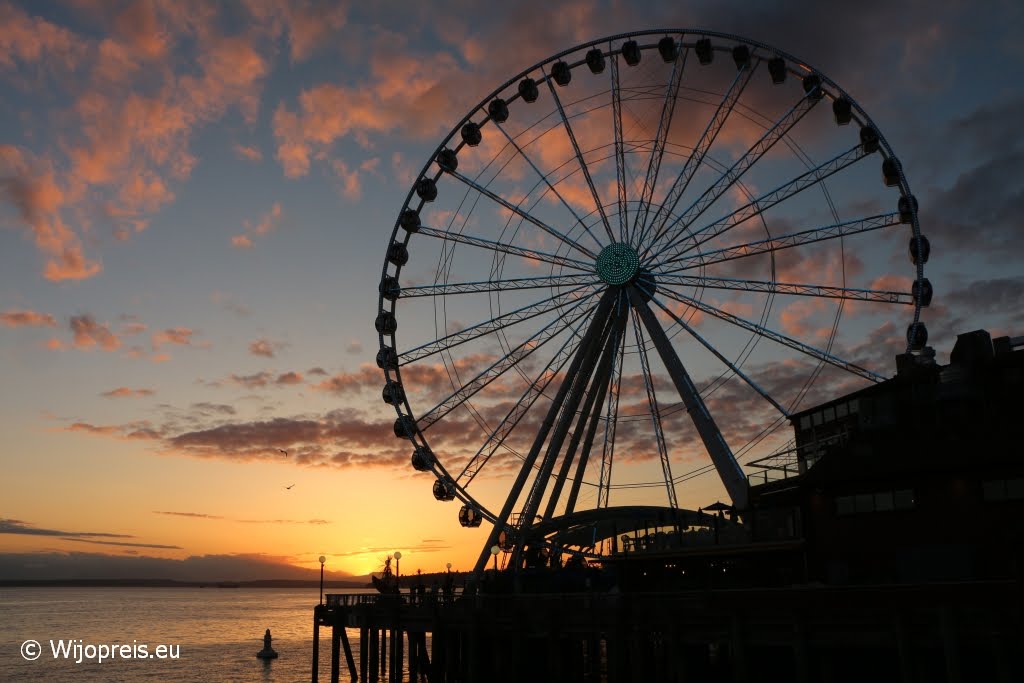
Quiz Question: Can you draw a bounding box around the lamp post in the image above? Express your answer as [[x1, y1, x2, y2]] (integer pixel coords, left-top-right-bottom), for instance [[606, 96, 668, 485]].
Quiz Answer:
[[394, 551, 402, 588], [490, 544, 500, 574], [318, 555, 326, 605]]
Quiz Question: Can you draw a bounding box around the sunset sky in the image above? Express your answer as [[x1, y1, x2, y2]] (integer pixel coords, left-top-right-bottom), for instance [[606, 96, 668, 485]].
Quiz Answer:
[[2, 0, 1022, 582]]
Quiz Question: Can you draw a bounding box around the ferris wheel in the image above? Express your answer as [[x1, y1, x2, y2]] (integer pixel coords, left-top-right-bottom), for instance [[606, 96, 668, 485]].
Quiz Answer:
[[375, 30, 930, 576]]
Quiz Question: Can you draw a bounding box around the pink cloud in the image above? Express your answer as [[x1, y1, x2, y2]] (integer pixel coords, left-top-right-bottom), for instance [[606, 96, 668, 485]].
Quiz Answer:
[[0, 309, 57, 327]]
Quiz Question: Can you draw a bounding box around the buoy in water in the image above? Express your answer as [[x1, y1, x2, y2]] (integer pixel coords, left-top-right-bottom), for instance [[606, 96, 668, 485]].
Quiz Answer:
[[256, 628, 278, 659]]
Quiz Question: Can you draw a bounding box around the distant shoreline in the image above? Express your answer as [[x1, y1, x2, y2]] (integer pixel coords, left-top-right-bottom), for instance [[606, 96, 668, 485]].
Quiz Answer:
[[0, 578, 371, 589]]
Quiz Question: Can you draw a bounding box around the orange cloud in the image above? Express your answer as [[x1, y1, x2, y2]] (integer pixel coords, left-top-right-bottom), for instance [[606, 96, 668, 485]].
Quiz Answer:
[[0, 309, 56, 327], [69, 315, 121, 351], [101, 387, 155, 399], [0, 3, 84, 71], [151, 327, 196, 350], [232, 202, 283, 248], [0, 146, 102, 281], [233, 144, 263, 162], [248, 338, 285, 358], [1, 4, 273, 281]]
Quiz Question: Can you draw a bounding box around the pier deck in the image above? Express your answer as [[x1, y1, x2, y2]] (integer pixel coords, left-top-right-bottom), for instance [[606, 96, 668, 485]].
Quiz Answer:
[[312, 580, 1021, 683]]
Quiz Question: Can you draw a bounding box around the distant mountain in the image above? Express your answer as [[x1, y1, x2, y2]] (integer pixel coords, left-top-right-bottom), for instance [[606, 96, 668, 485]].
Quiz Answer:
[[0, 550, 359, 585]]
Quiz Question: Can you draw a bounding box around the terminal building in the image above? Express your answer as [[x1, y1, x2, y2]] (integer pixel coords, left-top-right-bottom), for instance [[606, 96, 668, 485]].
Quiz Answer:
[[607, 329, 1024, 589]]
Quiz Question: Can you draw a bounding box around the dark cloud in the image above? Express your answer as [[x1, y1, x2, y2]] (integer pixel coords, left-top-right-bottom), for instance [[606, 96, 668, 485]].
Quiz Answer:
[[0, 518, 132, 539], [921, 149, 1024, 260], [274, 371, 303, 385], [0, 519, 178, 550], [153, 511, 225, 520], [62, 538, 183, 550], [190, 402, 236, 415]]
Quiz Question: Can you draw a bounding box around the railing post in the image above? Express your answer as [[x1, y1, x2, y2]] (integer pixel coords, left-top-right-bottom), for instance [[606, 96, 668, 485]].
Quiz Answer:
[[312, 610, 321, 683]]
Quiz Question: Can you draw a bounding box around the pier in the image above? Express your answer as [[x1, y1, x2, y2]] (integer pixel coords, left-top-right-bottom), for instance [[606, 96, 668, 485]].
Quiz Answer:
[[312, 580, 1021, 683]]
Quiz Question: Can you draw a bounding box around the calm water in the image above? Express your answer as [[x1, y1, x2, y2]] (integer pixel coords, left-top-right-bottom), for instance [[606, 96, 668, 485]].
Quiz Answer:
[[0, 587, 383, 682]]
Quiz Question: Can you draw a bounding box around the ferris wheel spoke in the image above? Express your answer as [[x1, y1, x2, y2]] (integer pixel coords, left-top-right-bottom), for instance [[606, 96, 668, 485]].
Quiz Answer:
[[654, 144, 869, 267], [456, 308, 593, 488], [492, 122, 606, 252], [446, 169, 599, 260], [658, 213, 903, 275], [628, 287, 749, 509], [642, 62, 759, 258], [399, 285, 596, 365], [647, 91, 821, 259], [542, 71, 617, 243], [655, 286, 886, 383], [417, 226, 593, 272], [417, 297, 597, 430], [610, 51, 627, 241], [630, 309, 679, 509], [594, 303, 625, 510], [653, 273, 915, 305], [398, 273, 599, 298], [630, 40, 688, 249], [642, 287, 789, 416]]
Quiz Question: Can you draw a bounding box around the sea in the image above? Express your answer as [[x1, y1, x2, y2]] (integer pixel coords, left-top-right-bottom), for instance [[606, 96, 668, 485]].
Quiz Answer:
[[0, 586, 386, 682]]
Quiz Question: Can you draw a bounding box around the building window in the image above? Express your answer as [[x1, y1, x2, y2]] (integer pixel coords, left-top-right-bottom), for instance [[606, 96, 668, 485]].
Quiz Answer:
[[836, 489, 915, 515], [893, 489, 915, 509], [983, 478, 1024, 502]]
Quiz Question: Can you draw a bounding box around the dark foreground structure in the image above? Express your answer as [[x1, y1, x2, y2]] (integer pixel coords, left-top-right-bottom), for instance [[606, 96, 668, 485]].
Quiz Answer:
[[314, 331, 1023, 682]]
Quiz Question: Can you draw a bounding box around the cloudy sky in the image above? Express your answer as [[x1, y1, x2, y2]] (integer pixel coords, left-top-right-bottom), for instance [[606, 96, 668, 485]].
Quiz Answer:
[[1, 0, 1022, 581]]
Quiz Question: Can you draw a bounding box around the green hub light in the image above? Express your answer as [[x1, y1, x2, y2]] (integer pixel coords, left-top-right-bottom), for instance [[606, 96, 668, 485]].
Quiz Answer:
[[595, 242, 640, 286]]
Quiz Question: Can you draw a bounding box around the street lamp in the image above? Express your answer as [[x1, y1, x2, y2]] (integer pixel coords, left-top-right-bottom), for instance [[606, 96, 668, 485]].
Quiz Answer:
[[393, 551, 402, 586], [490, 544, 500, 573], [318, 555, 326, 605]]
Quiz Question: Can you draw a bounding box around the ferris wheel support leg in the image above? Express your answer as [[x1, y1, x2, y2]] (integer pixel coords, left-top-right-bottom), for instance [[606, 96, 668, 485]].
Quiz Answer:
[[544, 301, 624, 522], [509, 296, 620, 569], [470, 289, 618, 581], [627, 287, 750, 510]]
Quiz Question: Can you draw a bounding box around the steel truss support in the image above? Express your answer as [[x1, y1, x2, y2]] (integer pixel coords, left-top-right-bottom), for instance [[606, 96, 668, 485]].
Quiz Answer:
[[470, 289, 618, 579], [543, 295, 626, 522], [627, 287, 749, 510]]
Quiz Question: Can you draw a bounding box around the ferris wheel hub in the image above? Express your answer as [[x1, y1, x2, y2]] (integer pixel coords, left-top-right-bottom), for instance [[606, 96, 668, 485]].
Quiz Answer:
[[595, 242, 641, 286]]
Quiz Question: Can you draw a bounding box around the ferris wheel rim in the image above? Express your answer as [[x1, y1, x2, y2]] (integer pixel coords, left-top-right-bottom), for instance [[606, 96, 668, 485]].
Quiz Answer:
[[375, 29, 929, 547]]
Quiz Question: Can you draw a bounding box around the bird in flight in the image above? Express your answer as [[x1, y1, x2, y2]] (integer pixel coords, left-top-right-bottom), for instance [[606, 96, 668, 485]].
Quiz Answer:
[[277, 449, 288, 456], [285, 484, 295, 490]]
